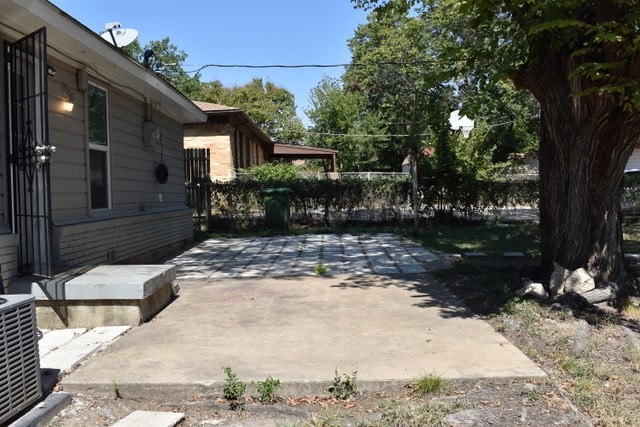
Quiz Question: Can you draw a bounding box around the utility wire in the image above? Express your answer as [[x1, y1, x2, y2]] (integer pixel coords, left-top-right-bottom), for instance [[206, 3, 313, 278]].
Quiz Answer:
[[185, 60, 443, 74]]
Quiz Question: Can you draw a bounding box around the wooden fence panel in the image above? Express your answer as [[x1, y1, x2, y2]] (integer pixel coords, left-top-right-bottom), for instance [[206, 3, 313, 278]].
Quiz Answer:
[[184, 148, 211, 230]]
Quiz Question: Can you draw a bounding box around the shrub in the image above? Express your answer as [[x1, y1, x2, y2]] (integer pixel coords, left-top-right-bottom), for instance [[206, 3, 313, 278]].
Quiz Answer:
[[239, 162, 300, 182], [256, 376, 282, 404], [203, 174, 542, 230], [222, 366, 246, 405], [328, 369, 357, 399]]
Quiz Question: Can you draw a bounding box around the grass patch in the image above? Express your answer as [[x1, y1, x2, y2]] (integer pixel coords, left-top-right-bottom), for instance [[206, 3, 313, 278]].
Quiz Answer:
[[433, 263, 518, 315], [623, 345, 640, 372], [402, 224, 540, 258], [620, 299, 640, 321], [412, 374, 447, 396], [360, 400, 469, 427], [623, 220, 640, 253], [303, 409, 344, 427]]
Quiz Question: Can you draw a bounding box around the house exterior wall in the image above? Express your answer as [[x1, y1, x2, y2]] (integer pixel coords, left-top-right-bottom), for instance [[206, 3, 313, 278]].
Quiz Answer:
[[184, 116, 272, 182], [184, 123, 234, 181], [46, 57, 193, 269], [0, 31, 20, 286], [53, 208, 192, 268], [0, 234, 19, 294]]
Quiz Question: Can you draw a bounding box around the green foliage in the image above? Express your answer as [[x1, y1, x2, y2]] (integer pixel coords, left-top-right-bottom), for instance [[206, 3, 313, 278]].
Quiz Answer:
[[362, 399, 469, 427], [306, 77, 387, 171], [205, 175, 539, 230], [122, 38, 306, 139], [344, 8, 454, 171], [328, 369, 358, 399], [222, 366, 246, 403], [305, 2, 540, 175], [111, 380, 122, 400], [412, 374, 447, 396], [208, 177, 413, 230], [314, 262, 328, 275], [256, 375, 282, 404], [122, 37, 203, 99], [418, 140, 540, 219], [201, 78, 305, 143], [240, 162, 301, 182]]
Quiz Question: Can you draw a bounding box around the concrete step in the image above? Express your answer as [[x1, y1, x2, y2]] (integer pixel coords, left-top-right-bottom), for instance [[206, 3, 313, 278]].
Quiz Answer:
[[39, 326, 131, 376], [111, 411, 185, 427]]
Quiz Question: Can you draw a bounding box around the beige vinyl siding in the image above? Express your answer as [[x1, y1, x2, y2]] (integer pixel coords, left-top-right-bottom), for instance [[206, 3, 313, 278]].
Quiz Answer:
[[109, 89, 186, 211], [47, 69, 193, 270], [48, 58, 89, 221], [48, 70, 188, 218]]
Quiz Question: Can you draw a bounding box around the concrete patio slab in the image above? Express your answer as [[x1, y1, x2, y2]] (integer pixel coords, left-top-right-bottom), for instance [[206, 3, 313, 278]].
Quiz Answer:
[[61, 273, 545, 396]]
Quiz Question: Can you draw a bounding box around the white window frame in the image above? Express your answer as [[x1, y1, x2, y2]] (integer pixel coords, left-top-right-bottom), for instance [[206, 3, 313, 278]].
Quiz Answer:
[[87, 82, 111, 210]]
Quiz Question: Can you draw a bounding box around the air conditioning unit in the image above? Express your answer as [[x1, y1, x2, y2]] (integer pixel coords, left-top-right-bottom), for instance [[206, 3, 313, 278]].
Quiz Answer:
[[0, 295, 42, 425]]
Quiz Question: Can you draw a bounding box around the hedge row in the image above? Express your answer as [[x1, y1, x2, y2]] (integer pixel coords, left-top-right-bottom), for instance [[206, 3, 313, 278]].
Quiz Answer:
[[192, 177, 541, 230]]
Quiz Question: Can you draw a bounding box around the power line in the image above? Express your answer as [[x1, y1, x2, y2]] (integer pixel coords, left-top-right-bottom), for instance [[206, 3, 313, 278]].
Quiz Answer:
[[185, 60, 442, 74], [305, 131, 402, 138]]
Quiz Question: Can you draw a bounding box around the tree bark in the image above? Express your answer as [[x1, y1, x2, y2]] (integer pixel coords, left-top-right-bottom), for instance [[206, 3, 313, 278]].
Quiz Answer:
[[513, 54, 640, 303]]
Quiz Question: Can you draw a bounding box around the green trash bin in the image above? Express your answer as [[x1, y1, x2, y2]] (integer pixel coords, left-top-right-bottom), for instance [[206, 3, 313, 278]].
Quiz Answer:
[[261, 188, 294, 228]]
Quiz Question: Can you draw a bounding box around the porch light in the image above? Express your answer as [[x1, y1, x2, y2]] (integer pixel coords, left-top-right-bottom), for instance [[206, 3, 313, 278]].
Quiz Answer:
[[449, 110, 474, 138], [62, 86, 74, 112]]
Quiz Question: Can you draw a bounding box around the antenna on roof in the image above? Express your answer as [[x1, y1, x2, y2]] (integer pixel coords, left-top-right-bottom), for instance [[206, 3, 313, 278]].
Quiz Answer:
[[101, 22, 139, 48]]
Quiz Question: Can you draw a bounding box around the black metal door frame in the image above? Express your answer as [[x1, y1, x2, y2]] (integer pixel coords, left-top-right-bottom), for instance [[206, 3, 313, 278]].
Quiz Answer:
[[5, 27, 54, 278]]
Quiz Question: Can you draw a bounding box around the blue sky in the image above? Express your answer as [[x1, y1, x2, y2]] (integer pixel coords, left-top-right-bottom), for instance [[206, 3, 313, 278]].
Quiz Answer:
[[50, 0, 369, 126]]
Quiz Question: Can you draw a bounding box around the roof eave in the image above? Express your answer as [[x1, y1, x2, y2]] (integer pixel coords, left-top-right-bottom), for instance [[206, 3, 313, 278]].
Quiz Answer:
[[1, 0, 206, 124]]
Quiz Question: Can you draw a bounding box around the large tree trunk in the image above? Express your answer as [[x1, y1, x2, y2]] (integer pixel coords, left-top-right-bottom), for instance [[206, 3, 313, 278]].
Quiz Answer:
[[513, 55, 640, 303]]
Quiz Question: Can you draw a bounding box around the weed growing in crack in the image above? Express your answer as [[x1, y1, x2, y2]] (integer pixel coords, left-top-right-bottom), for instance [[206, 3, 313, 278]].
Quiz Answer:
[[328, 369, 357, 399], [257, 375, 282, 404], [314, 262, 328, 275], [412, 373, 447, 396], [222, 366, 246, 409], [111, 380, 122, 400]]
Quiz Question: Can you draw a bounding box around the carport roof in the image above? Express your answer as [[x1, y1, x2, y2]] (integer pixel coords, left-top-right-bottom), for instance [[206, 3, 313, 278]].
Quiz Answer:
[[273, 143, 338, 172], [273, 143, 338, 157]]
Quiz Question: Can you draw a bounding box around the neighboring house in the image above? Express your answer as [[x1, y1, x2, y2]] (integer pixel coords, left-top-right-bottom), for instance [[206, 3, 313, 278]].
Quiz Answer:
[[184, 101, 274, 181], [401, 147, 435, 174], [272, 143, 338, 173], [184, 101, 341, 181], [0, 0, 206, 290]]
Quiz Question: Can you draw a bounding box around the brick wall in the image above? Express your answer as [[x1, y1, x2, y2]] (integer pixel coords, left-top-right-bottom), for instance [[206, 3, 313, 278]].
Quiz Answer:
[[54, 208, 193, 268], [0, 233, 18, 293]]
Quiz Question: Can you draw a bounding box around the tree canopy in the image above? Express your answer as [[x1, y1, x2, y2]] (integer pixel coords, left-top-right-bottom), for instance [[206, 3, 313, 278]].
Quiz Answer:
[[352, 0, 640, 303], [305, 76, 385, 171], [200, 78, 305, 144], [305, 2, 539, 175], [121, 38, 304, 143], [122, 37, 204, 99]]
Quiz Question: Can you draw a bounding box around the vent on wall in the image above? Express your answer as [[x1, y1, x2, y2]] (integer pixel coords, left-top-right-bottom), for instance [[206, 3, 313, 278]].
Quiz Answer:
[[0, 295, 42, 424]]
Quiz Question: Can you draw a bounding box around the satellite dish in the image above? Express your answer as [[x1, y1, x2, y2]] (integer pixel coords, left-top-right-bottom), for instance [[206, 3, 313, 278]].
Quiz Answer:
[[101, 23, 138, 48]]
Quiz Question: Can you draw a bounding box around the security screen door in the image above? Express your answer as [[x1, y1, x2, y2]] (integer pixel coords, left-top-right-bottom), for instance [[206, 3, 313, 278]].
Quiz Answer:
[[5, 27, 53, 278]]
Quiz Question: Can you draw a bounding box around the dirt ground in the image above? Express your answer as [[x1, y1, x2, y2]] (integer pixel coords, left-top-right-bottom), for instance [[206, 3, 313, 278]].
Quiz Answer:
[[49, 376, 589, 426], [48, 261, 640, 426]]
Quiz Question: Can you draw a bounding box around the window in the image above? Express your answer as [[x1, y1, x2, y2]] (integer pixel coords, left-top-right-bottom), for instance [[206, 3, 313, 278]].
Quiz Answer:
[[88, 84, 110, 209]]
